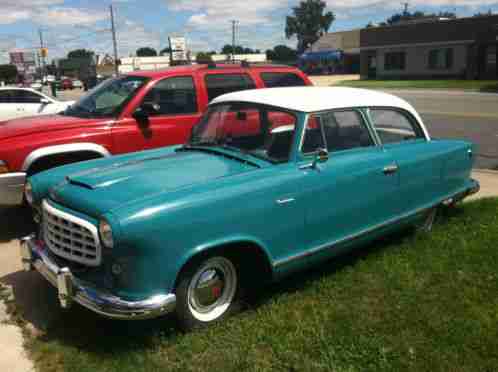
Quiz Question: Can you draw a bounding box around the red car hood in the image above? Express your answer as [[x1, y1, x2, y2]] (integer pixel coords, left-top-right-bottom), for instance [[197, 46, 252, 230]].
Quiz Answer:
[[0, 115, 110, 141]]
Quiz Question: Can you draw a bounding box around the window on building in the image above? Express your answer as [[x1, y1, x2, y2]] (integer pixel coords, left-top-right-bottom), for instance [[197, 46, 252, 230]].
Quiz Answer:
[[384, 52, 406, 71], [369, 109, 425, 145], [260, 72, 306, 88], [486, 45, 496, 67], [428, 48, 454, 70], [205, 74, 256, 102], [142, 76, 198, 115], [302, 110, 374, 154]]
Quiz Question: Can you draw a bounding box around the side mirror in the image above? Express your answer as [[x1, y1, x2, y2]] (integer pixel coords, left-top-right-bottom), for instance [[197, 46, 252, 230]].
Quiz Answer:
[[313, 148, 329, 167], [40, 98, 51, 105]]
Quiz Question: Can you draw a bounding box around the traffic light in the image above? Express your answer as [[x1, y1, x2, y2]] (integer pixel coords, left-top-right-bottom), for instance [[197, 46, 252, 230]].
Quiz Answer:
[[40, 48, 48, 58]]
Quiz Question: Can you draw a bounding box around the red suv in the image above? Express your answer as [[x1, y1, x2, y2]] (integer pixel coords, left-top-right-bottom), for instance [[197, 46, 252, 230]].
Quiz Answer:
[[0, 63, 311, 207]]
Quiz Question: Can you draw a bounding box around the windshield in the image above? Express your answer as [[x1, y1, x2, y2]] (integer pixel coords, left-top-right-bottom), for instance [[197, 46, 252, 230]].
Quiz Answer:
[[189, 103, 298, 163], [63, 76, 149, 118]]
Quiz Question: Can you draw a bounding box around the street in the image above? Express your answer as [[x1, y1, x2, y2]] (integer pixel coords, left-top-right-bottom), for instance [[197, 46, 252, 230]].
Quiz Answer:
[[382, 90, 498, 170]]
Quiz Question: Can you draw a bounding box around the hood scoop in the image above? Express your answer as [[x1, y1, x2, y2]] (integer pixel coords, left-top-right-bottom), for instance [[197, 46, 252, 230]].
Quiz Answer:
[[66, 175, 133, 190]]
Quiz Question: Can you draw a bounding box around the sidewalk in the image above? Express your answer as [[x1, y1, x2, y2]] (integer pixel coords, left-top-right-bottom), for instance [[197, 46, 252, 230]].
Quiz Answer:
[[470, 169, 498, 200], [0, 169, 497, 372]]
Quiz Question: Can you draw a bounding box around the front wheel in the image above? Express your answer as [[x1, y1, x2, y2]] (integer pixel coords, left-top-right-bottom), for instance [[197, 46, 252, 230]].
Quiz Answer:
[[175, 255, 239, 331]]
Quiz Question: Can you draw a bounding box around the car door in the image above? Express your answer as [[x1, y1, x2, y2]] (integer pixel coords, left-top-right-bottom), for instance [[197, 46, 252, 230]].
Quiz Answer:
[[367, 108, 444, 215], [298, 109, 400, 260], [16, 90, 44, 117], [130, 75, 202, 150], [0, 90, 18, 120]]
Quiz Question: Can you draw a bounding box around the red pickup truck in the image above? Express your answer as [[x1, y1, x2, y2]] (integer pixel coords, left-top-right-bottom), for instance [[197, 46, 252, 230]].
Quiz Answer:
[[0, 63, 311, 207]]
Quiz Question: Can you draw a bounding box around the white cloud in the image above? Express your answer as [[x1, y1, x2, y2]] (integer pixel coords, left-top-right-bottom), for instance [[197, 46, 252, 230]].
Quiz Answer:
[[33, 7, 108, 26]]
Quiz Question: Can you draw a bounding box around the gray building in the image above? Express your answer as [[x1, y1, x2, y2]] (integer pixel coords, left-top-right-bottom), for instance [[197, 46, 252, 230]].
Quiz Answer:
[[360, 15, 498, 80]]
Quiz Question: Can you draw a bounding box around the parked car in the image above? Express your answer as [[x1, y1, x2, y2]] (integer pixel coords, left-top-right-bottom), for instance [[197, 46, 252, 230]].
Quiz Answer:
[[21, 87, 479, 330], [0, 87, 74, 121], [61, 78, 74, 90], [0, 63, 311, 208], [72, 79, 83, 89]]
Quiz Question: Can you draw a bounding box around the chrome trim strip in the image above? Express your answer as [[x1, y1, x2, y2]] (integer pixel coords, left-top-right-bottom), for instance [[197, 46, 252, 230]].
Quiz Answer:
[[22, 143, 111, 172], [0, 172, 27, 207], [42, 200, 102, 266], [274, 180, 479, 268], [21, 236, 176, 320]]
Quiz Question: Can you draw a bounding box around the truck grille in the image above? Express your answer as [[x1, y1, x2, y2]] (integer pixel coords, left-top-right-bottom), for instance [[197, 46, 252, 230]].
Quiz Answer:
[[42, 200, 101, 266]]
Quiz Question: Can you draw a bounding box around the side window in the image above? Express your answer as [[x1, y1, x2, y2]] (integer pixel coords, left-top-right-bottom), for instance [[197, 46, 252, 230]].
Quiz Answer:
[[143, 76, 197, 116], [205, 74, 256, 102], [19, 91, 42, 104], [0, 91, 14, 103], [302, 110, 374, 154], [369, 109, 424, 144], [260, 72, 306, 88]]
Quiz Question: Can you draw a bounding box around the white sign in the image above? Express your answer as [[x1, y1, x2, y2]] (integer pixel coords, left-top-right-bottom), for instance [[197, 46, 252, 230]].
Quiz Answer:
[[169, 37, 187, 61]]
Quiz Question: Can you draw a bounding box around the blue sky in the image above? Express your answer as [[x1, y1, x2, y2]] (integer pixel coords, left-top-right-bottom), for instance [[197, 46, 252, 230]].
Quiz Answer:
[[1, 0, 497, 63]]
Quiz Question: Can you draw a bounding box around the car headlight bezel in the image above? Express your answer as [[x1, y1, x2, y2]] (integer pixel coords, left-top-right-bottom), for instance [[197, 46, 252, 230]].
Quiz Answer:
[[98, 219, 114, 249], [24, 181, 34, 205]]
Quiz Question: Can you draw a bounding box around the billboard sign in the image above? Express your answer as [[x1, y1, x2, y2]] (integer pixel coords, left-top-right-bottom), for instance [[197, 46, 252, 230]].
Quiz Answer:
[[9, 50, 36, 74], [169, 36, 187, 61]]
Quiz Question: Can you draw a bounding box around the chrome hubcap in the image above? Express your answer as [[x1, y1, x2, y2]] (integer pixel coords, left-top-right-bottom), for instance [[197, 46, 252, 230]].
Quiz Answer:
[[187, 257, 237, 322]]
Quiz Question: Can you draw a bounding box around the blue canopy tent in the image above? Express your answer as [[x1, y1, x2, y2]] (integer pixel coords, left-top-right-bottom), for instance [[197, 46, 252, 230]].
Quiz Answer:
[[298, 50, 344, 74]]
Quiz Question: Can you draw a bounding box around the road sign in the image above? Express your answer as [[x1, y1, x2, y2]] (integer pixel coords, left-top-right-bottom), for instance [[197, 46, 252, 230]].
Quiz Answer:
[[169, 37, 187, 61]]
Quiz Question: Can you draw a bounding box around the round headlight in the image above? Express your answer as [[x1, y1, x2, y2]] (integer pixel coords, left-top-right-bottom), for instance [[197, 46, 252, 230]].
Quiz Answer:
[[24, 182, 34, 205], [99, 219, 114, 249]]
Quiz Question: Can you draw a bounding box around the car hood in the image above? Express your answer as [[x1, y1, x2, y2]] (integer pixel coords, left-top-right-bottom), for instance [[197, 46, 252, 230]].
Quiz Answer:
[[0, 114, 107, 141], [50, 150, 257, 216]]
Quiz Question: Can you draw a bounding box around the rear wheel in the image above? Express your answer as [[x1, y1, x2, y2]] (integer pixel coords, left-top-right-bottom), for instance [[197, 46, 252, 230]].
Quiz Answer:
[[175, 255, 239, 331]]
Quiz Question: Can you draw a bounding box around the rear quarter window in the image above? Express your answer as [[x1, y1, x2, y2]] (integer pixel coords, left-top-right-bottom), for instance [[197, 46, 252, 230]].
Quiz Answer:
[[369, 109, 425, 144], [260, 72, 307, 88]]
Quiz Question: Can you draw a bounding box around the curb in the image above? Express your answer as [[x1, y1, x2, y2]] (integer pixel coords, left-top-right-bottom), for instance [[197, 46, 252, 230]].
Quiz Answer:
[[473, 169, 498, 175]]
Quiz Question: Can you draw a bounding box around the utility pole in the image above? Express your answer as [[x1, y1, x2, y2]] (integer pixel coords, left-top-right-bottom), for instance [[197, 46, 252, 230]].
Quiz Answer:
[[38, 29, 46, 81], [110, 4, 119, 76], [231, 20, 238, 62], [402, 2, 409, 15]]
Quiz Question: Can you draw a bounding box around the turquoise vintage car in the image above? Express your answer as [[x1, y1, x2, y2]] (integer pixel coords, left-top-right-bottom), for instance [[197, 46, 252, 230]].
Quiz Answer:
[[21, 87, 479, 330]]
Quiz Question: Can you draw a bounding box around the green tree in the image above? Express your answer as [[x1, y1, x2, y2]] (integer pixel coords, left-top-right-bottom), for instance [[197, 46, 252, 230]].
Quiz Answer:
[[285, 0, 335, 53], [136, 47, 157, 57], [266, 45, 298, 62], [196, 52, 214, 64], [0, 64, 18, 83], [373, 10, 457, 27], [67, 49, 94, 59], [160, 47, 171, 56]]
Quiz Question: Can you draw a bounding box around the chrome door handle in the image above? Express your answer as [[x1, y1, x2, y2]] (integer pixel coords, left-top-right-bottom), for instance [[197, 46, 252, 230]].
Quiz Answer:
[[276, 198, 295, 205], [383, 164, 398, 175]]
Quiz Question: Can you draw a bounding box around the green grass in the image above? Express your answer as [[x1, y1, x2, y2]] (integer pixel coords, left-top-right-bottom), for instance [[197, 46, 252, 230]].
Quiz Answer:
[[335, 79, 498, 92], [28, 199, 498, 372]]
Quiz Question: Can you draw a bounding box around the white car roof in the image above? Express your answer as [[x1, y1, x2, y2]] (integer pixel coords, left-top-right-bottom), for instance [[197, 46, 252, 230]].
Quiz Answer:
[[212, 87, 411, 114], [211, 87, 430, 140]]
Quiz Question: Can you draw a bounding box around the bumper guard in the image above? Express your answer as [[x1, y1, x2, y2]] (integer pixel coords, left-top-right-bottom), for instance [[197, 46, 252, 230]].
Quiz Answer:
[[20, 235, 176, 320]]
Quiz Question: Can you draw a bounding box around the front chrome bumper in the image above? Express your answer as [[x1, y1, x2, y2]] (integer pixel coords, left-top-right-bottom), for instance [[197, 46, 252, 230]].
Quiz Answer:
[[20, 235, 176, 320], [0, 172, 26, 207]]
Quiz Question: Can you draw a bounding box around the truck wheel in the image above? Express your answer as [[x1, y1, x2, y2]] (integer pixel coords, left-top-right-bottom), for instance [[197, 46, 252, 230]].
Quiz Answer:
[[175, 255, 240, 331], [27, 152, 101, 176]]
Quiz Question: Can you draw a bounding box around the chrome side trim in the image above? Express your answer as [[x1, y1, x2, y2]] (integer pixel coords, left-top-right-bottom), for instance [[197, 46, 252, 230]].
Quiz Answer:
[[0, 172, 27, 207], [21, 236, 176, 320], [22, 143, 111, 172], [274, 180, 479, 268]]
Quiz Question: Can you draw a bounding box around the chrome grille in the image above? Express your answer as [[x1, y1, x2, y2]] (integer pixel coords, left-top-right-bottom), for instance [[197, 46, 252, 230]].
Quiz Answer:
[[42, 200, 101, 266]]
